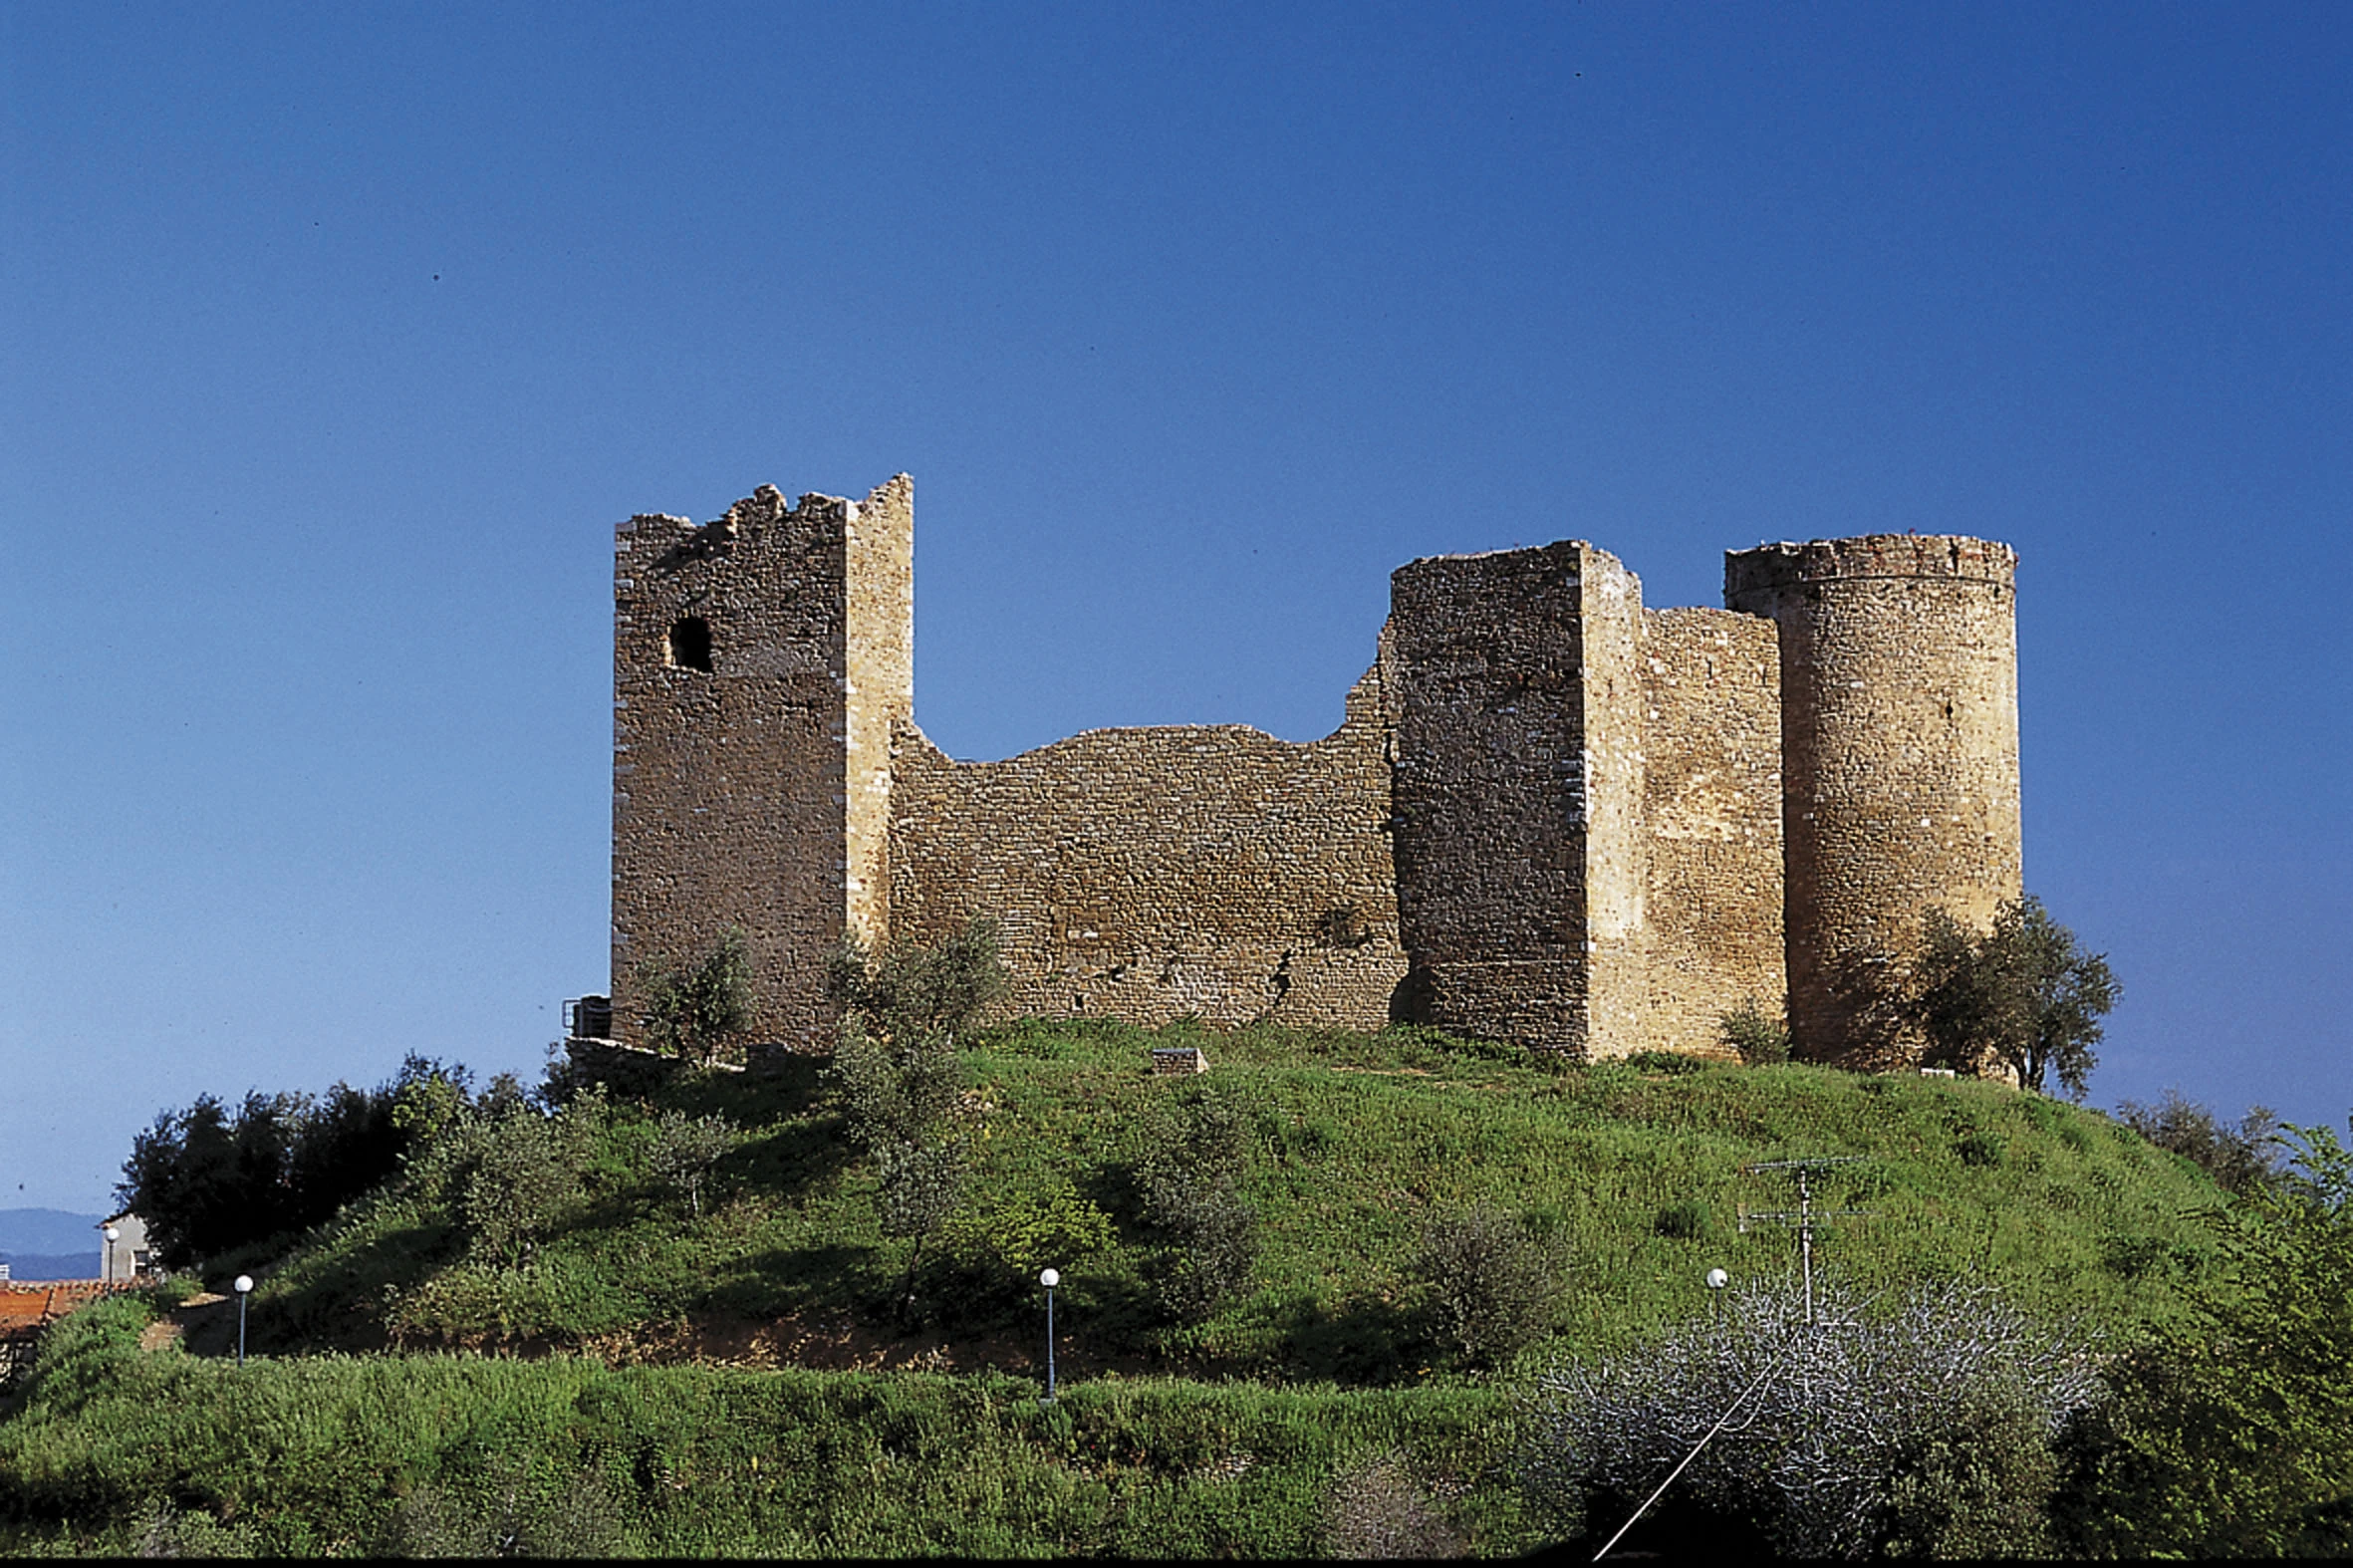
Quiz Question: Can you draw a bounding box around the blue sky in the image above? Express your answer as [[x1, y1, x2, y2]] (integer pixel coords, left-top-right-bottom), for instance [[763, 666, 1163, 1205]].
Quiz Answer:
[[3, 2, 2345, 1213]]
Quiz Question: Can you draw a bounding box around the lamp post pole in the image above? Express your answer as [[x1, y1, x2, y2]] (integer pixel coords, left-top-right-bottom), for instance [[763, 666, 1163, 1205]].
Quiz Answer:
[[103, 1225, 120, 1290], [1039, 1268, 1060, 1404], [233, 1275, 253, 1368], [1705, 1267, 1728, 1323]]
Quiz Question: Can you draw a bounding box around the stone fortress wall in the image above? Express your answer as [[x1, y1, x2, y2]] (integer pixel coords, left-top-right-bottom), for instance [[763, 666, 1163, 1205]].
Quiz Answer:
[[609, 474, 2020, 1066]]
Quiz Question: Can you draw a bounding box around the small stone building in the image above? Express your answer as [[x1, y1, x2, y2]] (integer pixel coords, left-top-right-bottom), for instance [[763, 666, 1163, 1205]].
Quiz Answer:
[[607, 477, 2018, 1067]]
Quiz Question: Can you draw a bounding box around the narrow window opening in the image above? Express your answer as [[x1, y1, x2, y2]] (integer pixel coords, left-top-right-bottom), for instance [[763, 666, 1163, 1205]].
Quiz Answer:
[[666, 616, 713, 672]]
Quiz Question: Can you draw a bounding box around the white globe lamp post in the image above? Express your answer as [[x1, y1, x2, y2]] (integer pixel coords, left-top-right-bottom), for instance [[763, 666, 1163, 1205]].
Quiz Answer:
[[233, 1274, 254, 1367], [1039, 1268, 1060, 1404]]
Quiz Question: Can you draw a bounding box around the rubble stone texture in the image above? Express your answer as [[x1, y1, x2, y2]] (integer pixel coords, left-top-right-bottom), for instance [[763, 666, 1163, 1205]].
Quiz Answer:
[[1724, 536, 2023, 1066], [610, 476, 2020, 1068]]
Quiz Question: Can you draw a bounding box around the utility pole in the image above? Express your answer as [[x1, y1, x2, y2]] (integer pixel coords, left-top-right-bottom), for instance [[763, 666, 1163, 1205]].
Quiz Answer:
[[1738, 1157, 1871, 1326]]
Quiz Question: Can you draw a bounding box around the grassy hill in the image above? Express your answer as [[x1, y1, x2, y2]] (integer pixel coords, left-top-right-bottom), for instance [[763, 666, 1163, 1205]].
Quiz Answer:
[[0, 1020, 2237, 1555], [240, 1019, 2220, 1378]]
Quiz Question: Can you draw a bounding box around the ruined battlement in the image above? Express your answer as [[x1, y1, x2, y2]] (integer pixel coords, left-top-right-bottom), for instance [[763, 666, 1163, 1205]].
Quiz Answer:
[[609, 477, 2021, 1067]]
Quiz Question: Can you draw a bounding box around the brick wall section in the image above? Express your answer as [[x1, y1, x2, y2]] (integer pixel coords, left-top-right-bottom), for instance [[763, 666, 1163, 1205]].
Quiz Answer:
[[888, 663, 1407, 1030], [1388, 542, 1635, 1055], [611, 480, 913, 1052], [1634, 608, 1786, 1056], [1724, 535, 2021, 1067]]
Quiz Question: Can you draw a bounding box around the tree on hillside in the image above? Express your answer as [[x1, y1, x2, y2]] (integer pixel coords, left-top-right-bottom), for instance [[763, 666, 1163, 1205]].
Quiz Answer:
[[1906, 895, 2118, 1097], [637, 926, 754, 1064], [2061, 1117, 2353, 1557], [826, 918, 1008, 1324], [647, 1110, 737, 1218], [2116, 1090, 2283, 1195], [120, 1055, 477, 1269], [1137, 1082, 1260, 1322]]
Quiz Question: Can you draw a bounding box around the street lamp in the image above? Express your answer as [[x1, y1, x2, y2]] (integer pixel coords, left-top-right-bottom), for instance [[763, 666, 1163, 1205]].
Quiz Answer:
[[1705, 1267, 1728, 1323], [1039, 1268, 1060, 1404], [233, 1275, 253, 1367], [103, 1225, 121, 1289]]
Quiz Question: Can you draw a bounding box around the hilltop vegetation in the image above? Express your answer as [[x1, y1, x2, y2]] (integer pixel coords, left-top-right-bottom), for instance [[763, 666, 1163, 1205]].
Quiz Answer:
[[9, 1016, 2345, 1556], [210, 1020, 2221, 1376], [0, 1294, 1518, 1557]]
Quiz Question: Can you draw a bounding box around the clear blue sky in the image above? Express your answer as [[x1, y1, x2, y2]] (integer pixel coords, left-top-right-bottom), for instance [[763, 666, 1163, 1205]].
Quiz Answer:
[[4, 3, 2345, 1213]]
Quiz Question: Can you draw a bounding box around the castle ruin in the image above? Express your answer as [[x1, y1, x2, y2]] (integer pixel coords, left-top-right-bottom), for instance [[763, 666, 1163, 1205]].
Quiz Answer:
[[609, 475, 2020, 1066]]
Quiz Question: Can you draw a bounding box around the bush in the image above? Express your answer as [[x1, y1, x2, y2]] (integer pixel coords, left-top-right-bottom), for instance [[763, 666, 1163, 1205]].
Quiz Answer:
[[1654, 1199, 1713, 1241], [393, 1087, 607, 1272], [2117, 1090, 2283, 1194], [1414, 1205, 1564, 1367], [118, 1055, 476, 1269], [1520, 1277, 2100, 1558], [825, 922, 1010, 1324], [1322, 1448, 1467, 1558], [637, 926, 753, 1064], [645, 1109, 736, 1218], [941, 1174, 1118, 1302], [1718, 996, 1791, 1066], [1139, 1085, 1260, 1322], [2062, 1117, 2353, 1557], [828, 916, 1007, 1045]]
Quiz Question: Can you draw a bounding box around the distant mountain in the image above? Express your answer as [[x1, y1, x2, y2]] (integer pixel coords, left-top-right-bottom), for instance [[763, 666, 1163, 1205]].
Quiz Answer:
[[0, 1208, 105, 1256], [0, 1251, 97, 1283]]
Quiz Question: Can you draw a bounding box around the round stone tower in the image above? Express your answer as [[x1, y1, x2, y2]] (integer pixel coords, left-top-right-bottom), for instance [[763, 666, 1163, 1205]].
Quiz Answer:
[[1723, 535, 2021, 1066]]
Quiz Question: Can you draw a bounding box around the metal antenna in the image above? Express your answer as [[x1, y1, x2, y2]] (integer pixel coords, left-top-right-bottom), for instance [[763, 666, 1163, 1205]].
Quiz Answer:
[[1737, 1157, 1871, 1326]]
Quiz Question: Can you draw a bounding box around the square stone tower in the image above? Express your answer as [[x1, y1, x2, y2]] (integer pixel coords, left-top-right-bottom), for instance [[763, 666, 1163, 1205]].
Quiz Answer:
[[609, 477, 912, 1050], [1386, 542, 1651, 1056]]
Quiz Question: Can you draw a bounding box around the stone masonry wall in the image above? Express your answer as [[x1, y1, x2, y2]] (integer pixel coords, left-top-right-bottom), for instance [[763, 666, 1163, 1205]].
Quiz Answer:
[[1724, 535, 2021, 1067], [611, 480, 912, 1052], [888, 664, 1407, 1030], [1633, 608, 1786, 1056], [1388, 542, 1633, 1055], [844, 477, 914, 950], [1578, 548, 1652, 1060], [605, 472, 2020, 1074]]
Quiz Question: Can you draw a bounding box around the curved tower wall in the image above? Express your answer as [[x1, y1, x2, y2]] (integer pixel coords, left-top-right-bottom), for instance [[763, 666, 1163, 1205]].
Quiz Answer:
[[1723, 535, 2020, 1066]]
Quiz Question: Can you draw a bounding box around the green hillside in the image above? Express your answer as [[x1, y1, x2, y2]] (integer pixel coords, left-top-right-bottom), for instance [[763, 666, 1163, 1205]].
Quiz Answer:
[[244, 1020, 2221, 1377], [0, 1021, 2254, 1556], [0, 1297, 1521, 1557]]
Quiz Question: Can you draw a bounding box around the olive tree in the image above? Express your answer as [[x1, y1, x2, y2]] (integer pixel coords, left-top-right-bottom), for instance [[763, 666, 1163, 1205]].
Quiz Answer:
[[637, 926, 754, 1064], [1906, 895, 2118, 1097], [826, 918, 1007, 1323]]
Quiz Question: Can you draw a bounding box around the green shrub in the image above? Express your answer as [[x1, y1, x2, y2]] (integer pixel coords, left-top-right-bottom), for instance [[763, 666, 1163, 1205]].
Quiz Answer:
[[1139, 1084, 1261, 1323], [2061, 1118, 2353, 1558], [1413, 1205, 1563, 1367], [637, 925, 754, 1064], [1957, 1131, 2004, 1169], [2117, 1090, 2283, 1194], [1654, 1199, 1713, 1241], [941, 1174, 1117, 1291], [116, 1055, 477, 1270], [828, 916, 1007, 1046], [1718, 997, 1791, 1066], [645, 1109, 736, 1218]]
